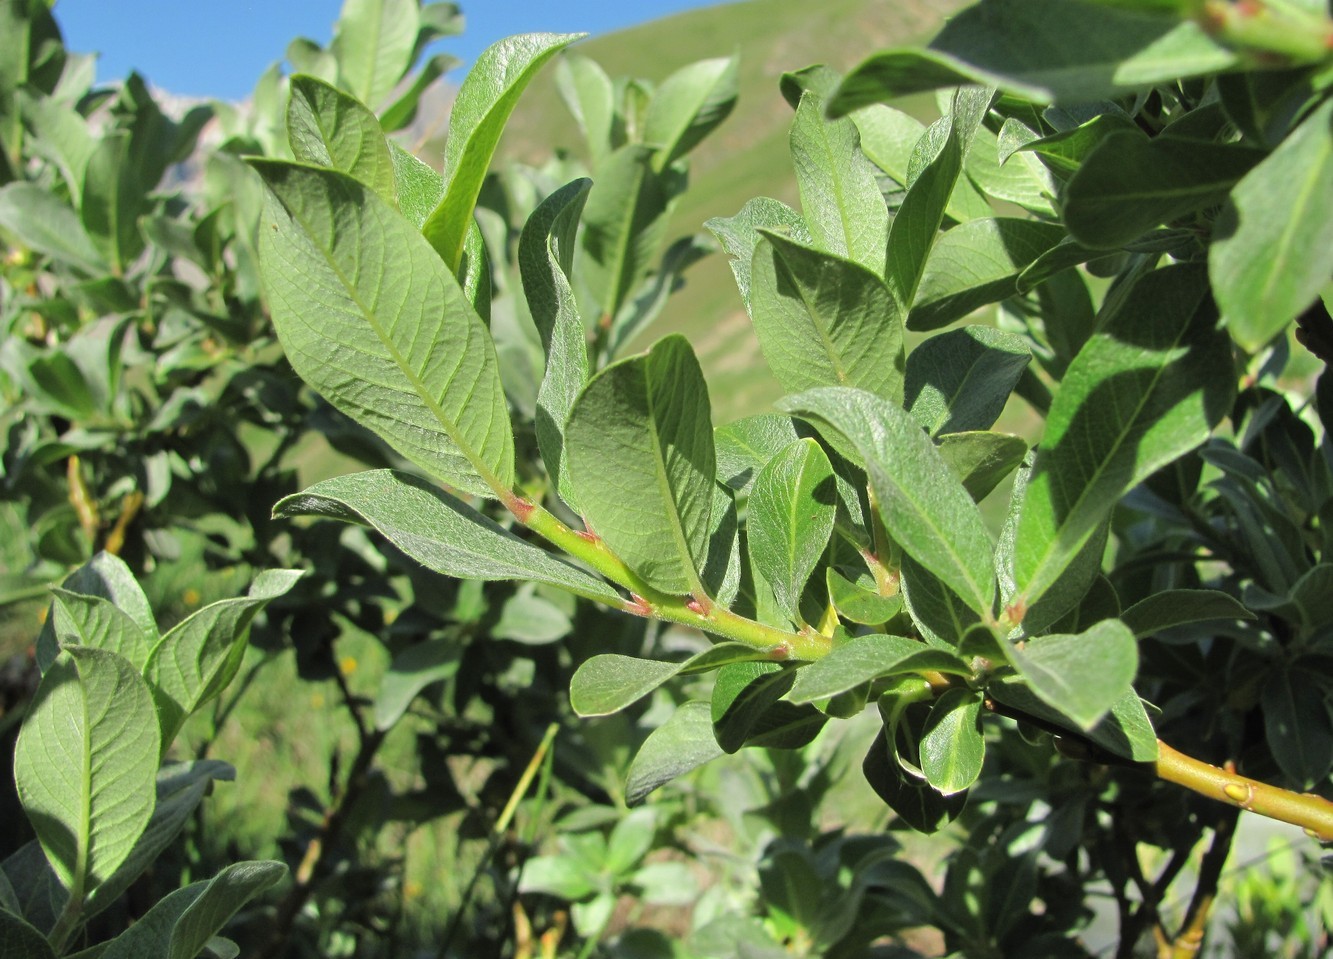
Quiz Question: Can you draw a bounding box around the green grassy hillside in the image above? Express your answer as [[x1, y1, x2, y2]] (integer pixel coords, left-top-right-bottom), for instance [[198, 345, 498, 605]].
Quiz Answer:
[[496, 0, 969, 421]]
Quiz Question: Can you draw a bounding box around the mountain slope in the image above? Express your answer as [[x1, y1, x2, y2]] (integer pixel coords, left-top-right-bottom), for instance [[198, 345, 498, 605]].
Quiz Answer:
[[502, 0, 969, 420]]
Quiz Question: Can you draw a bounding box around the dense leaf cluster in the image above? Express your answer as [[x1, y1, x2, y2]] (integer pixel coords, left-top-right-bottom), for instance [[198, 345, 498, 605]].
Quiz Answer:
[[3, 0, 1333, 955]]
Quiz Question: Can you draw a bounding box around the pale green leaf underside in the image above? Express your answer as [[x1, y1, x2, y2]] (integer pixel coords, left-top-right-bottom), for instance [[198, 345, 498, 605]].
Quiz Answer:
[[274, 469, 622, 605], [14, 647, 159, 896], [253, 160, 514, 498], [570, 643, 765, 718], [626, 702, 724, 806], [787, 634, 969, 704], [287, 74, 396, 206], [920, 689, 985, 795], [746, 439, 836, 620], [789, 91, 888, 275], [1010, 619, 1139, 730], [566, 335, 716, 596], [750, 232, 904, 404], [99, 860, 287, 959], [146, 569, 303, 749]]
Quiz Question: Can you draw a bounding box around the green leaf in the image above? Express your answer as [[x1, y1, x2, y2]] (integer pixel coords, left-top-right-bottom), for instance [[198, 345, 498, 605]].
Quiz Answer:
[[85, 761, 236, 921], [909, 218, 1065, 330], [378, 50, 458, 133], [99, 861, 286, 959], [557, 54, 614, 164], [851, 104, 926, 185], [0, 912, 55, 959], [825, 567, 902, 626], [18, 88, 95, 197], [706, 196, 810, 314], [81, 132, 145, 274], [580, 143, 673, 322], [566, 335, 715, 596], [789, 91, 888, 275], [48, 590, 156, 674], [605, 808, 658, 875], [746, 439, 836, 620], [14, 647, 159, 897], [715, 414, 801, 495], [989, 679, 1158, 761], [272, 470, 622, 605], [388, 140, 443, 229], [520, 854, 599, 901], [36, 552, 156, 673], [1063, 132, 1265, 249], [861, 728, 966, 833], [1011, 265, 1233, 609], [607, 234, 713, 358], [1263, 668, 1333, 789], [828, 0, 1237, 109], [493, 588, 573, 645], [1211, 97, 1333, 352], [781, 388, 996, 618], [569, 644, 765, 718], [253, 160, 515, 497], [423, 33, 582, 272], [374, 637, 462, 731], [0, 182, 105, 274], [1009, 620, 1138, 730], [1119, 589, 1255, 638], [626, 701, 724, 805], [900, 555, 982, 646], [920, 689, 985, 795], [145, 569, 302, 750], [937, 432, 1029, 502], [905, 326, 1031, 436], [644, 54, 739, 170], [520, 178, 591, 514], [286, 74, 396, 204], [787, 634, 969, 705], [331, 0, 418, 108], [702, 481, 743, 606], [1011, 112, 1144, 174], [1288, 564, 1333, 630], [964, 125, 1057, 215], [711, 662, 824, 753], [750, 232, 904, 403], [855, 104, 991, 222], [886, 86, 991, 311]]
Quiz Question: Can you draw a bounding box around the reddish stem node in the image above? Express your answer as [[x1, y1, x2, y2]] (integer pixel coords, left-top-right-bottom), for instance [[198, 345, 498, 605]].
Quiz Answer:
[[627, 594, 653, 617], [503, 493, 535, 523]]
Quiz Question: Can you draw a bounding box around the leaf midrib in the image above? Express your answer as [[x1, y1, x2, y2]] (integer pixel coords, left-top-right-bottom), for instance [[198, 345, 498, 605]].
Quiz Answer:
[[1020, 304, 1201, 602], [645, 375, 707, 598], [1256, 123, 1330, 305], [869, 440, 992, 615], [284, 183, 505, 496]]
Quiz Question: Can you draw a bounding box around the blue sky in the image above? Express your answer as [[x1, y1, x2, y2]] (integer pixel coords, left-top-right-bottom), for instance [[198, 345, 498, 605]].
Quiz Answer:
[[54, 0, 719, 101]]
